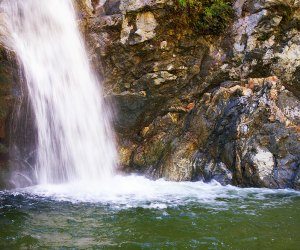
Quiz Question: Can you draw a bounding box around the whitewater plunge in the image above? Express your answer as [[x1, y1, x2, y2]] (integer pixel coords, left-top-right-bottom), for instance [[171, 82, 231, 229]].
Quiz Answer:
[[0, 1, 299, 220], [0, 3, 300, 249], [1, 0, 117, 185]]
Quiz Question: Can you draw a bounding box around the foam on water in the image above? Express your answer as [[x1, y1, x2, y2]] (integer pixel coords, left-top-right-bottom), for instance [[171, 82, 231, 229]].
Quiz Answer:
[[0, 1, 299, 210], [12, 175, 300, 209]]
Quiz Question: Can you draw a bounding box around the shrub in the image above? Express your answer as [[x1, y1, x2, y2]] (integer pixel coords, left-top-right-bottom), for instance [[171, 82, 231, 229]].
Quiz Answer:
[[176, 0, 234, 35]]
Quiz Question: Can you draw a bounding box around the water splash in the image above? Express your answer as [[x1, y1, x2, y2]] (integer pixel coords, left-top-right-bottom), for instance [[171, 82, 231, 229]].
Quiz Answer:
[[1, 0, 117, 185], [9, 175, 300, 210]]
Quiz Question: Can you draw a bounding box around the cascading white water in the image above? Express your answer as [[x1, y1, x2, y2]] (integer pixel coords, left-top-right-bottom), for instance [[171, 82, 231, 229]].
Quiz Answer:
[[1, 0, 117, 185]]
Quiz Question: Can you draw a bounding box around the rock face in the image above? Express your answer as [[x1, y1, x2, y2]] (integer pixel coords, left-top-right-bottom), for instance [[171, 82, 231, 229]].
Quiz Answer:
[[0, 47, 18, 189], [0, 5, 36, 189], [83, 0, 300, 189], [191, 76, 300, 188], [0, 0, 299, 189]]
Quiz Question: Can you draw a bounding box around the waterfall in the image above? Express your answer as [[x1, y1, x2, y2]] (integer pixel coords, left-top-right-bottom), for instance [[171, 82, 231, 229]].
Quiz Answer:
[[1, 0, 117, 185]]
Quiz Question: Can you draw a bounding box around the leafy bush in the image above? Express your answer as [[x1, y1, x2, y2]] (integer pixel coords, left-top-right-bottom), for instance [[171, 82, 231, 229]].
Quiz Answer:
[[176, 0, 234, 35]]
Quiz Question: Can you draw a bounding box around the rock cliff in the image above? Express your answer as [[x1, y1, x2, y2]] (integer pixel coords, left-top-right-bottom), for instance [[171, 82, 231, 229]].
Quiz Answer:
[[82, 0, 300, 189], [0, 0, 299, 189], [0, 47, 15, 189]]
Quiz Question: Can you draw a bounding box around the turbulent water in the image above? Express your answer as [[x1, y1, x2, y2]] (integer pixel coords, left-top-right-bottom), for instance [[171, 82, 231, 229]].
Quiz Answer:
[[0, 176, 300, 249], [0, 1, 299, 249], [1, 0, 117, 186]]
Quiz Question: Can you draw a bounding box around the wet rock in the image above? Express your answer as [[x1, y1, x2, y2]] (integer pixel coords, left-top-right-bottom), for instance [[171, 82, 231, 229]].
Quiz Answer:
[[194, 155, 233, 185], [111, 92, 148, 132], [1, 0, 300, 190], [121, 11, 158, 44], [135, 12, 158, 43], [0, 47, 19, 189], [162, 140, 196, 181], [227, 0, 300, 95], [119, 0, 168, 13], [191, 77, 300, 188], [49, 0, 300, 190], [249, 146, 275, 183], [104, 0, 121, 15]]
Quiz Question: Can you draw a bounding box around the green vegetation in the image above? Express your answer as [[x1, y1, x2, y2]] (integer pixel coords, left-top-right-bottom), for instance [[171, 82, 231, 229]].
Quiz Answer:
[[176, 0, 234, 35]]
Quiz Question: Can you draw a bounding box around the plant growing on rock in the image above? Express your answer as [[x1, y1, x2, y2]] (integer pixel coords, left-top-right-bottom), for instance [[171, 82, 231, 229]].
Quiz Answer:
[[176, 0, 234, 35]]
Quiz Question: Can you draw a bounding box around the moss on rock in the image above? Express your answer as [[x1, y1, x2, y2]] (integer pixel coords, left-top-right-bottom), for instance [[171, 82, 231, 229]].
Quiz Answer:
[[175, 0, 234, 35]]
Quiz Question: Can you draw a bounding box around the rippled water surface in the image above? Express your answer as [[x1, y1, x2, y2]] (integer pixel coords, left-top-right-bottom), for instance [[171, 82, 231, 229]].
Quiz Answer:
[[1, 176, 300, 249]]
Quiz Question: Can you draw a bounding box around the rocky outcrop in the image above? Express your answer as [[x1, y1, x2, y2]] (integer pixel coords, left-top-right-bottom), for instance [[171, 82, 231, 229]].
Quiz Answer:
[[228, 0, 300, 95], [82, 0, 300, 189], [0, 0, 299, 189], [191, 76, 300, 189], [0, 4, 33, 189], [0, 47, 18, 189]]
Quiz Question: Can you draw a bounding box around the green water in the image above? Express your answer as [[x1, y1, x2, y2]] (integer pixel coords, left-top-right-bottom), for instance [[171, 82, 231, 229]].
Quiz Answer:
[[0, 181, 300, 249]]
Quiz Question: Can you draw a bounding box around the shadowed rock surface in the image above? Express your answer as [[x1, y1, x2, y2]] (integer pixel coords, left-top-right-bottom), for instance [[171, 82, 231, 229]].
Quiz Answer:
[[83, 0, 300, 189], [0, 47, 19, 189]]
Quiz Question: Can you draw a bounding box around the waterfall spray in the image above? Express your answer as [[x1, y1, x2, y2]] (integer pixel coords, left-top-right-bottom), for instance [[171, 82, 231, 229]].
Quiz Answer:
[[1, 0, 117, 185]]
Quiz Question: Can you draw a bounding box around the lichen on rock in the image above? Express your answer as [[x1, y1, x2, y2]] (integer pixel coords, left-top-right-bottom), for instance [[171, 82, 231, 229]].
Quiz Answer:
[[0, 0, 299, 189], [79, 0, 300, 189]]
